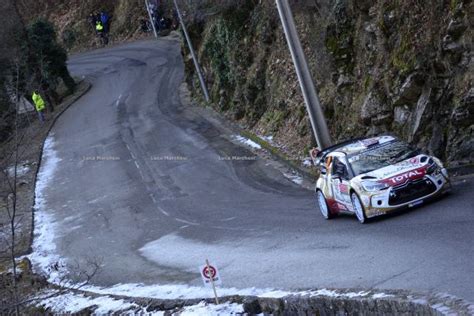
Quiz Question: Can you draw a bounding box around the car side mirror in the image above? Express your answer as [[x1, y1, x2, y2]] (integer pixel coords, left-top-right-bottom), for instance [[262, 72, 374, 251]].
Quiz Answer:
[[333, 166, 349, 180]]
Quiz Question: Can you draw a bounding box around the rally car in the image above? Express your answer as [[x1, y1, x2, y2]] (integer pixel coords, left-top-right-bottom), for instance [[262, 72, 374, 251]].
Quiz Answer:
[[314, 136, 450, 223]]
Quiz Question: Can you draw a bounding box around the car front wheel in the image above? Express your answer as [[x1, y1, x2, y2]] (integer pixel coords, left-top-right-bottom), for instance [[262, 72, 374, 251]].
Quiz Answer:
[[317, 190, 334, 220], [351, 192, 367, 224]]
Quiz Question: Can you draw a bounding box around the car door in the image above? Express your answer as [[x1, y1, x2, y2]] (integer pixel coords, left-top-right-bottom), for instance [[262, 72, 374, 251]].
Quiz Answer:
[[330, 157, 352, 210]]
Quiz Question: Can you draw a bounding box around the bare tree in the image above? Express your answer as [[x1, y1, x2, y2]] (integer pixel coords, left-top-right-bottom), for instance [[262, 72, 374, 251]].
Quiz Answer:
[[0, 60, 27, 316], [0, 57, 101, 313]]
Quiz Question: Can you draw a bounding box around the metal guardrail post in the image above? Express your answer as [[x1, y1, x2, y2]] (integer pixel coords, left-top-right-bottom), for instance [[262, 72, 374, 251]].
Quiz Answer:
[[145, 0, 158, 38], [275, 0, 332, 149], [173, 0, 210, 102]]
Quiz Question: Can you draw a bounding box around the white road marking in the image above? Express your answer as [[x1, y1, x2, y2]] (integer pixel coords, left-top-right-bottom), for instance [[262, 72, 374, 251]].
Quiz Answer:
[[115, 94, 122, 107], [221, 216, 236, 222], [134, 161, 140, 169], [174, 218, 199, 226], [179, 225, 190, 229], [158, 207, 170, 216]]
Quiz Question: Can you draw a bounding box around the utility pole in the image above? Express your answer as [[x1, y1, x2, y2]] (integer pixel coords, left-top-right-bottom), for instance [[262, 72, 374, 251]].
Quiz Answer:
[[173, 0, 210, 102], [275, 0, 332, 149], [145, 0, 158, 38]]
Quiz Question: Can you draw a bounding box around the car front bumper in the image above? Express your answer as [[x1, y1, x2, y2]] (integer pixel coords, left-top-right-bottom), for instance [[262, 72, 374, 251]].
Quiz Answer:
[[360, 170, 450, 218]]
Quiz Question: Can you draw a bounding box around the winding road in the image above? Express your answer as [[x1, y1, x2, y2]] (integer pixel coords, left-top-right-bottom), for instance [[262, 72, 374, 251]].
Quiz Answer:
[[36, 38, 474, 302]]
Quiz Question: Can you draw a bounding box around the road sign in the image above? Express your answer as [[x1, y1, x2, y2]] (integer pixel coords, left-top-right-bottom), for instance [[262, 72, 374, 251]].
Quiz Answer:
[[200, 262, 222, 286]]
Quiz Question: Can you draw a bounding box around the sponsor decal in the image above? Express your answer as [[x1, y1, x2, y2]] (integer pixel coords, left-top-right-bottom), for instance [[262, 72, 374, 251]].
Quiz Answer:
[[381, 167, 426, 185], [408, 200, 424, 207], [338, 183, 349, 194]]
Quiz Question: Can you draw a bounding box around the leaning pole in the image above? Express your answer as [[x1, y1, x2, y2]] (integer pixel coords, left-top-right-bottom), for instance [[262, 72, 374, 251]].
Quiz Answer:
[[173, 0, 210, 102], [275, 0, 332, 149]]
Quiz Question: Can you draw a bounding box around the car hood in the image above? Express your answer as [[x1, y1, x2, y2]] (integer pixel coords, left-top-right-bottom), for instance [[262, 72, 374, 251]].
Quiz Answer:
[[357, 155, 430, 186]]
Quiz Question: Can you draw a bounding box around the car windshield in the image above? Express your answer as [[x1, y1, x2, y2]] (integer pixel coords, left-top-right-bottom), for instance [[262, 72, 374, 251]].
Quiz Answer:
[[348, 141, 419, 175]]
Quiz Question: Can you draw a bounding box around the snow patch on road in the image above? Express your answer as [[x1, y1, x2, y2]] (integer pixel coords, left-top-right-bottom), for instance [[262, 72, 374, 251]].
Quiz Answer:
[[283, 172, 303, 185], [29, 136, 65, 282], [232, 135, 262, 150]]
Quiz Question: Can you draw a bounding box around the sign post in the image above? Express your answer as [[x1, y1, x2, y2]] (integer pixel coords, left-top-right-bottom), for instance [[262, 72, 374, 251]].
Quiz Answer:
[[200, 259, 221, 304]]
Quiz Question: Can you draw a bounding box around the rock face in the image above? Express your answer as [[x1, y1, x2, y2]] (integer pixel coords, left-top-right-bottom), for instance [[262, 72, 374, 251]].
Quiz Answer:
[[185, 0, 473, 166], [14, 0, 149, 51]]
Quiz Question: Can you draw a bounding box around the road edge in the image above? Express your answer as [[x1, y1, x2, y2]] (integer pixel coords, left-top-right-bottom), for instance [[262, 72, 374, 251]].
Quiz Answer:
[[29, 80, 92, 254]]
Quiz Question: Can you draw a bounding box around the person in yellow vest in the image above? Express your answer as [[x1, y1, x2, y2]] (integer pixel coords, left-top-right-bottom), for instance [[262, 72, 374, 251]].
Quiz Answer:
[[95, 21, 108, 45], [32, 90, 46, 122], [95, 20, 104, 33]]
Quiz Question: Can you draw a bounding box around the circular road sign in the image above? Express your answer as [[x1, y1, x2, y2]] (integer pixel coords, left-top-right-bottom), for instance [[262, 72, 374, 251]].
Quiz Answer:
[[202, 265, 217, 279]]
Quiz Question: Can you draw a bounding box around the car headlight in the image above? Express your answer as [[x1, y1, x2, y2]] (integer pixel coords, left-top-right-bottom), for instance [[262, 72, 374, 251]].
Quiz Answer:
[[427, 157, 443, 175], [426, 163, 441, 175], [361, 181, 389, 192]]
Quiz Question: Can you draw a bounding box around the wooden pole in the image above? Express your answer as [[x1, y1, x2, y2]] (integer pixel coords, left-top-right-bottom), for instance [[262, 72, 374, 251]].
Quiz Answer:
[[206, 259, 219, 305]]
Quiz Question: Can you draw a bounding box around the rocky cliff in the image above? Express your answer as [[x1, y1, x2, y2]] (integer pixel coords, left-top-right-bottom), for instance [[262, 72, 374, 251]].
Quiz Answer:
[[184, 0, 473, 166]]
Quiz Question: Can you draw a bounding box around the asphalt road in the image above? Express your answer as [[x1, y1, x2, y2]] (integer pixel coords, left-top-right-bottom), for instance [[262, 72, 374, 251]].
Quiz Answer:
[[38, 38, 474, 302]]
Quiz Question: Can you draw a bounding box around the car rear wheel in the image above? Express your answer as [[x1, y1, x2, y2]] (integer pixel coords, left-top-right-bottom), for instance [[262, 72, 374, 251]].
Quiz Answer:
[[351, 192, 367, 224], [317, 190, 333, 219]]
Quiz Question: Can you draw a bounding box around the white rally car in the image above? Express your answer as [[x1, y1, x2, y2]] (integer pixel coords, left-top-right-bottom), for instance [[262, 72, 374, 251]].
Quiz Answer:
[[314, 136, 450, 223]]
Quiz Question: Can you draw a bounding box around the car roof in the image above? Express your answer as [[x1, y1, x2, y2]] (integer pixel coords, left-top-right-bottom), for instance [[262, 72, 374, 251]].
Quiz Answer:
[[316, 135, 398, 162]]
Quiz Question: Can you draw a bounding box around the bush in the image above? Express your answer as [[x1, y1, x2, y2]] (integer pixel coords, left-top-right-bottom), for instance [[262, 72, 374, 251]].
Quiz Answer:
[[26, 19, 75, 93]]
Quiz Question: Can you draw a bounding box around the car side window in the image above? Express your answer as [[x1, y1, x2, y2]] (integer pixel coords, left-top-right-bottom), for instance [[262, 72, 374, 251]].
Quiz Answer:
[[332, 157, 350, 180]]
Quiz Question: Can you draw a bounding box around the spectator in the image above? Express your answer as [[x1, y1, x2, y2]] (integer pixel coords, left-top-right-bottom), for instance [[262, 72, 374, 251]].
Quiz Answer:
[[32, 90, 46, 123], [100, 10, 110, 33], [88, 13, 97, 30]]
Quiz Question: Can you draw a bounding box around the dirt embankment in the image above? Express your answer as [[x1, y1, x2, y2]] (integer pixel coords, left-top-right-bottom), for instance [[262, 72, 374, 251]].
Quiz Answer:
[[15, 0, 152, 52]]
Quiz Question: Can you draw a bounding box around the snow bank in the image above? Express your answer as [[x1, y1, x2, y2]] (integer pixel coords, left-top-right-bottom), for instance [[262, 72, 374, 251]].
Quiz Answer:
[[35, 290, 245, 315], [36, 290, 140, 314], [6, 164, 30, 177], [179, 301, 244, 315], [283, 172, 303, 185], [29, 136, 65, 283], [232, 135, 262, 150]]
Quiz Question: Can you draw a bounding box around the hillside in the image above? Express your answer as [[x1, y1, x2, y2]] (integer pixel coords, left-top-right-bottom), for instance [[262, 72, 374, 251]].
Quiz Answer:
[[15, 0, 152, 51], [183, 0, 473, 166]]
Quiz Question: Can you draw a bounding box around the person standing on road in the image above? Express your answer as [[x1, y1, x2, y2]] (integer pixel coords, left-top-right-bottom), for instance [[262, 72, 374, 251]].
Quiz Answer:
[[32, 90, 46, 122]]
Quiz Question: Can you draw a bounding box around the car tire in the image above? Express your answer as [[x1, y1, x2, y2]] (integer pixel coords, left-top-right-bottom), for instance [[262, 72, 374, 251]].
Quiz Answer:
[[351, 192, 367, 224], [317, 190, 334, 220]]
